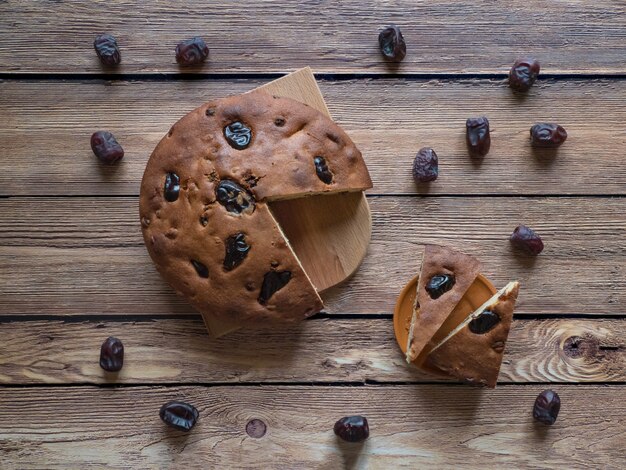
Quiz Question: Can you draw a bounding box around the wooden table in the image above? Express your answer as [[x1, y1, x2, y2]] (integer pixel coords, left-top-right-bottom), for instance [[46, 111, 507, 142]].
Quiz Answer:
[[1, 2, 624, 468]]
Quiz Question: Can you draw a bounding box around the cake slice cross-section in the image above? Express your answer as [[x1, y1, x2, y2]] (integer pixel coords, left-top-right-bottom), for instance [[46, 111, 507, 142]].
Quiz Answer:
[[426, 281, 520, 388]]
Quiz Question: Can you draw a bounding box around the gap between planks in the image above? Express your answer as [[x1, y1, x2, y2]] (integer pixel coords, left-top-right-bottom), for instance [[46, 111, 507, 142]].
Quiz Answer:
[[3, 73, 626, 81], [1, 382, 625, 389], [3, 194, 626, 199], [3, 312, 626, 322]]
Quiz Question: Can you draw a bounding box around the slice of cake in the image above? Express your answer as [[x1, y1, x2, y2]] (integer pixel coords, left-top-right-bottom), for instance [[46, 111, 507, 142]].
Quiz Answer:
[[406, 245, 481, 363], [426, 281, 520, 388]]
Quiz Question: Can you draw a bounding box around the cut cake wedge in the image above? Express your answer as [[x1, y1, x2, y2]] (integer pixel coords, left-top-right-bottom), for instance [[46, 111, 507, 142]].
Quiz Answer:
[[406, 245, 481, 363], [426, 281, 520, 388]]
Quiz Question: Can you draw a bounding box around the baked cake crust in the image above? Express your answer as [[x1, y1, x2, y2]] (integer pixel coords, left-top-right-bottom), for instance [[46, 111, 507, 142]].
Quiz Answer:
[[406, 244, 481, 363]]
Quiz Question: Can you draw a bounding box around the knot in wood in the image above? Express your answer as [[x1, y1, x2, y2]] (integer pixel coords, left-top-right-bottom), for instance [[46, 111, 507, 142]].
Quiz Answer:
[[563, 334, 598, 358], [246, 419, 267, 438]]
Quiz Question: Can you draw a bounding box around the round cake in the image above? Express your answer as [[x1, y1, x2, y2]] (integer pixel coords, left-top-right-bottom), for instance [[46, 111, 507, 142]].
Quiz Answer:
[[139, 91, 372, 326]]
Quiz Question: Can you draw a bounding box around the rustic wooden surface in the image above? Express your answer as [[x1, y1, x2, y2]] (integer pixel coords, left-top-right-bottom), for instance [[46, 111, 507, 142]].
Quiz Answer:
[[2, 197, 624, 315], [0, 318, 623, 385], [1, 386, 624, 469], [2, 79, 626, 196], [0, 1, 625, 74], [0, 1, 625, 468]]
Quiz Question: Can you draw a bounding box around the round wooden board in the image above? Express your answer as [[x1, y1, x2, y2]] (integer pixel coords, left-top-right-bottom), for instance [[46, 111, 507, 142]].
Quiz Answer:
[[268, 191, 371, 293], [394, 273, 497, 372], [203, 68, 372, 337]]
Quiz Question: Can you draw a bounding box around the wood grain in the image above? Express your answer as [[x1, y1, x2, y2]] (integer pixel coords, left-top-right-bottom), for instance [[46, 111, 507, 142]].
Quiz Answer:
[[1, 385, 624, 469], [1, 79, 625, 196], [0, 1, 624, 75], [0, 318, 623, 385], [1, 197, 624, 316]]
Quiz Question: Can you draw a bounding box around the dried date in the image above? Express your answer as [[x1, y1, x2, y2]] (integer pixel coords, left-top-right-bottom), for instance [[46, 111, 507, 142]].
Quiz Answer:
[[258, 270, 291, 305], [466, 116, 491, 157], [314, 156, 333, 184], [99, 336, 124, 372], [468, 310, 501, 334], [164, 172, 181, 202], [191, 259, 209, 278], [224, 233, 250, 271], [509, 58, 540, 92], [510, 224, 544, 255], [378, 25, 406, 62], [159, 401, 199, 432], [90, 131, 124, 164], [175, 37, 209, 66], [216, 180, 255, 214], [533, 390, 561, 425], [530, 123, 567, 148], [426, 274, 455, 299], [412, 147, 439, 183], [334, 416, 369, 442], [94, 34, 121, 66], [224, 122, 252, 150]]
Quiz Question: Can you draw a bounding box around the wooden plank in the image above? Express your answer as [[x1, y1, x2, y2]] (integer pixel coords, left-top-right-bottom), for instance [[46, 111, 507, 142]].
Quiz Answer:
[[1, 79, 625, 196], [0, 318, 623, 385], [1, 197, 624, 316], [1, 385, 624, 468], [0, 1, 624, 74]]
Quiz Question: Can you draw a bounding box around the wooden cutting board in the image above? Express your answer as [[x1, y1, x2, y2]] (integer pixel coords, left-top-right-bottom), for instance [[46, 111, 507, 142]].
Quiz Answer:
[[203, 67, 372, 337]]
